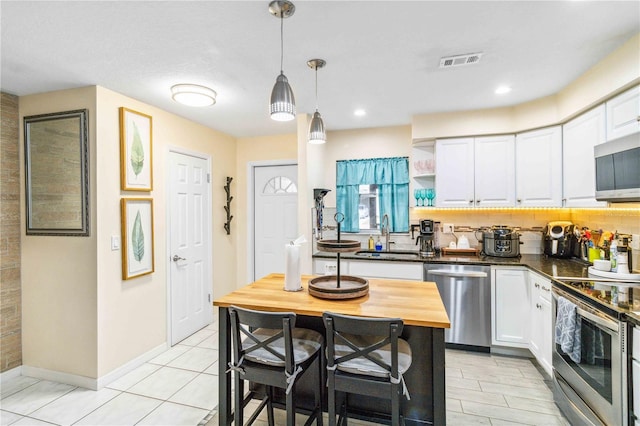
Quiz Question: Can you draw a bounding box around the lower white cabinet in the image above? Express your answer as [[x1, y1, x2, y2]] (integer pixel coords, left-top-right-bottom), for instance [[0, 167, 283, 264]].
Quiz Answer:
[[529, 272, 553, 376], [491, 267, 530, 347], [312, 258, 423, 281]]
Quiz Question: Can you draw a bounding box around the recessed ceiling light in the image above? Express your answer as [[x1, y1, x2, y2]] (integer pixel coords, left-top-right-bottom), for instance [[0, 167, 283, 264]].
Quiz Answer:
[[495, 85, 512, 95], [171, 84, 217, 107], [354, 109, 366, 117]]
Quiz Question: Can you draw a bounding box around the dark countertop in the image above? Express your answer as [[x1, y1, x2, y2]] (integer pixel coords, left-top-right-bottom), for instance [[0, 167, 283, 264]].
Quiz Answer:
[[314, 251, 590, 279], [313, 251, 640, 324]]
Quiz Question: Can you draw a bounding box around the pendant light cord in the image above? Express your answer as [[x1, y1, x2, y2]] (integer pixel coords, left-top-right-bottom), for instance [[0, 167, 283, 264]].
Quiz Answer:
[[280, 14, 284, 73], [315, 67, 319, 111]]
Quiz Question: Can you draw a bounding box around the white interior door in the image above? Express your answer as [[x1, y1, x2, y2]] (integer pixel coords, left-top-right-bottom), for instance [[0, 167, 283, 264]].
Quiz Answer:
[[253, 164, 298, 281], [169, 151, 212, 345]]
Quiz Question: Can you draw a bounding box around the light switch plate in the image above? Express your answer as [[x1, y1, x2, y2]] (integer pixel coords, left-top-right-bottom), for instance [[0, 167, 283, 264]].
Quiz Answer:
[[443, 223, 454, 234], [111, 235, 120, 251]]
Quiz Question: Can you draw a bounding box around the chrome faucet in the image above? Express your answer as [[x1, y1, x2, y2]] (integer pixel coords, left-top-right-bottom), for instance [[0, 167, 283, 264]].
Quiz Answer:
[[381, 214, 393, 251]]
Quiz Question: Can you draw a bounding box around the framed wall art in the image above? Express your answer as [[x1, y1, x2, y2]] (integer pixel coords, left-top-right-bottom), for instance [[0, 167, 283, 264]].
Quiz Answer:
[[121, 198, 155, 280], [120, 107, 153, 191], [24, 109, 90, 236]]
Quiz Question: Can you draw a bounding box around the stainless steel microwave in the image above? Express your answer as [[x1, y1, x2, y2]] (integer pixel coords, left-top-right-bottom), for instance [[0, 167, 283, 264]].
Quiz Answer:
[[594, 132, 640, 202]]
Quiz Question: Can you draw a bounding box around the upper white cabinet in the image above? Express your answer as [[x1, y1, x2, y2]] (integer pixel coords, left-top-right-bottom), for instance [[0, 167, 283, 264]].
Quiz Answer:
[[435, 136, 515, 208], [606, 85, 640, 141], [475, 135, 516, 207], [562, 105, 607, 207], [515, 126, 562, 207], [435, 138, 475, 207]]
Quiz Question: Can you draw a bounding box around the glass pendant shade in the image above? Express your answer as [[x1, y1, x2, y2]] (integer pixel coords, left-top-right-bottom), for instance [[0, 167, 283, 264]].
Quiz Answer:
[[270, 72, 296, 121], [308, 111, 326, 144]]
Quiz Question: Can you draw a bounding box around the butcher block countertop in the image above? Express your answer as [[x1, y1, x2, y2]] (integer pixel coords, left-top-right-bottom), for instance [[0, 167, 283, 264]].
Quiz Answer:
[[214, 273, 450, 329]]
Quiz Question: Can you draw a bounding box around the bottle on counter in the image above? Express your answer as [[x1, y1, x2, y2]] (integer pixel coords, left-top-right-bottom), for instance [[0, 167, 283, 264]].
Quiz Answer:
[[375, 237, 383, 252], [610, 238, 618, 273], [368, 235, 374, 250]]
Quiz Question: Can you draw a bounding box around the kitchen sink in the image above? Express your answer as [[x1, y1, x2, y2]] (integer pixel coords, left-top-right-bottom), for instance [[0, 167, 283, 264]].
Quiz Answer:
[[354, 250, 422, 260]]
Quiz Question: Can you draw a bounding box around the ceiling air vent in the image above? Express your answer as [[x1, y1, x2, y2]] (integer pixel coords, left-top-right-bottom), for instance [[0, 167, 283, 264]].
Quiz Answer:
[[439, 52, 483, 68]]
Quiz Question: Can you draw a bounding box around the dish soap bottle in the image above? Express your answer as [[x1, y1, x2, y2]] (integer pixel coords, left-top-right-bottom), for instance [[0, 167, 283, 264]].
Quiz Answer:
[[368, 235, 375, 250], [610, 238, 618, 273], [375, 236, 383, 252]]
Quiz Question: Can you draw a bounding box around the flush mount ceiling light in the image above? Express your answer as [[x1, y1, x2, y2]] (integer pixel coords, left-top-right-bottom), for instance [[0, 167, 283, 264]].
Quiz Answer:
[[269, 0, 296, 121], [495, 85, 512, 95], [307, 59, 326, 144], [354, 109, 366, 117], [171, 84, 217, 107]]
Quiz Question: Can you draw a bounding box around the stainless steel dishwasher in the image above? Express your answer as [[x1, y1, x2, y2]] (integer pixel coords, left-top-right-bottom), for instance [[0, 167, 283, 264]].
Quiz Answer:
[[425, 263, 491, 351]]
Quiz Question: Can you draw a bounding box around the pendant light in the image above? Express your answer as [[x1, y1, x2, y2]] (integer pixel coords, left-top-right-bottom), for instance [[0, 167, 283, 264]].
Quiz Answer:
[[307, 59, 326, 144], [269, 0, 296, 121]]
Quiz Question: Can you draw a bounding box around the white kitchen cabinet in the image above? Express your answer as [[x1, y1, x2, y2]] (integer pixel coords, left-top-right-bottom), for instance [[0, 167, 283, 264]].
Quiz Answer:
[[435, 138, 475, 207], [528, 271, 553, 376], [606, 85, 640, 141], [348, 259, 423, 280], [491, 267, 529, 348], [435, 136, 515, 208], [313, 258, 423, 281], [474, 135, 516, 207], [515, 126, 562, 207], [562, 104, 608, 207], [633, 326, 640, 426], [312, 258, 341, 275]]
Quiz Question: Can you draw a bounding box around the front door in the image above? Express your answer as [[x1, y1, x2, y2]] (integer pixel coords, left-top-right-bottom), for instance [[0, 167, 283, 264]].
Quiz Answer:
[[168, 151, 212, 345], [253, 164, 298, 281]]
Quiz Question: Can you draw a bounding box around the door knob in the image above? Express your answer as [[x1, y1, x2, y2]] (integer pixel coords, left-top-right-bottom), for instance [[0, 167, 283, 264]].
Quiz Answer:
[[172, 255, 186, 262]]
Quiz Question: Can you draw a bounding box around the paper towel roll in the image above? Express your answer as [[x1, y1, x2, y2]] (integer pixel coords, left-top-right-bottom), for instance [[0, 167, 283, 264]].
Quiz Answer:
[[284, 244, 302, 291]]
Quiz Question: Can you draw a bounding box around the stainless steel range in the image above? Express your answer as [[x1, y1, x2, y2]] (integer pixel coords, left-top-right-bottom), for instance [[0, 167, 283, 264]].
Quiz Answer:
[[551, 279, 633, 426]]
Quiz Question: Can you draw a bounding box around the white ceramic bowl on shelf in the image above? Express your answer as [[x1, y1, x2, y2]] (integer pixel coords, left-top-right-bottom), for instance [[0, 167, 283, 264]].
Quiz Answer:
[[593, 259, 611, 271]]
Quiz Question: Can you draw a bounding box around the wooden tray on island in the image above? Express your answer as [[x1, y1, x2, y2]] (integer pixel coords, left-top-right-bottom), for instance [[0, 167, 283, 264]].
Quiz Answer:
[[441, 247, 480, 256], [308, 275, 369, 299]]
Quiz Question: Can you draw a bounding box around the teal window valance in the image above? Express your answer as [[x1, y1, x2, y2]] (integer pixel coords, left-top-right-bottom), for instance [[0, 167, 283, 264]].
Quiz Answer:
[[336, 157, 409, 233]]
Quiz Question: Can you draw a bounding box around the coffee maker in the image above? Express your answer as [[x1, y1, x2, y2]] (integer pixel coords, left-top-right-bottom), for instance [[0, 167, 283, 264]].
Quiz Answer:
[[543, 221, 577, 258], [416, 219, 437, 257]]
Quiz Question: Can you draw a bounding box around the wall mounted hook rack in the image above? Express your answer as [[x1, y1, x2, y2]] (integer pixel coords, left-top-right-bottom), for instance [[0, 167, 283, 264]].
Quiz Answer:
[[224, 176, 233, 235]]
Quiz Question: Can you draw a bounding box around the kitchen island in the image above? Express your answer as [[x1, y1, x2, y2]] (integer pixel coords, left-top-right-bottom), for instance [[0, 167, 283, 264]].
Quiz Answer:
[[214, 273, 450, 425]]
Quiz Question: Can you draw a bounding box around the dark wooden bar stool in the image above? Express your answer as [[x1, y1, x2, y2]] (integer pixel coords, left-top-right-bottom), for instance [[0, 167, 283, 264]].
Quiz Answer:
[[323, 312, 413, 426], [228, 306, 324, 425]]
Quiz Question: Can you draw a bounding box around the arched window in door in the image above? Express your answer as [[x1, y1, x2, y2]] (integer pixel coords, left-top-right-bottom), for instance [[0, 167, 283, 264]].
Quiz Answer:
[[263, 176, 297, 195]]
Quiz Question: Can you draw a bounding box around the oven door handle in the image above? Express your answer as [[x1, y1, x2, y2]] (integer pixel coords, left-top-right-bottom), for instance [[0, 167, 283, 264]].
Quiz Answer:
[[427, 270, 488, 278], [552, 291, 619, 332]]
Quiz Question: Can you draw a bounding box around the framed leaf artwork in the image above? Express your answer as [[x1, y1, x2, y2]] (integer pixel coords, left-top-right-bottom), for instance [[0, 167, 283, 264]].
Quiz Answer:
[[121, 198, 155, 280], [120, 107, 153, 191]]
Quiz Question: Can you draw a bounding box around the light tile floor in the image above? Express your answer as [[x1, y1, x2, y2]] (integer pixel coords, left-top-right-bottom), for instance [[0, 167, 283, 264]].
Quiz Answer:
[[2, 313, 569, 426]]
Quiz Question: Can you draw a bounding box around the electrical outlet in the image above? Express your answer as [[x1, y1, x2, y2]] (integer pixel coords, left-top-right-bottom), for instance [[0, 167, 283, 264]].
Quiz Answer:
[[443, 223, 454, 234], [631, 234, 640, 251]]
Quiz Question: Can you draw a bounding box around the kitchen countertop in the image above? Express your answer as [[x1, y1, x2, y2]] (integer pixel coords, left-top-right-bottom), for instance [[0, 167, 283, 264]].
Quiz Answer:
[[314, 251, 640, 324], [313, 251, 590, 279]]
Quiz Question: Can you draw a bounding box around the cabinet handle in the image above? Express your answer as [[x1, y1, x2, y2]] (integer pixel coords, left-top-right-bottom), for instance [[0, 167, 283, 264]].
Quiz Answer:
[[535, 283, 540, 288], [536, 303, 542, 309], [542, 286, 550, 292], [517, 199, 522, 203], [476, 200, 480, 204], [469, 200, 474, 205], [636, 116, 640, 122]]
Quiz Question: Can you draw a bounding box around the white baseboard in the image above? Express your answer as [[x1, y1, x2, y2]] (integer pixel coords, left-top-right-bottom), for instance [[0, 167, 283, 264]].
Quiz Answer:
[[96, 342, 168, 390], [21, 342, 168, 390], [0, 365, 23, 383]]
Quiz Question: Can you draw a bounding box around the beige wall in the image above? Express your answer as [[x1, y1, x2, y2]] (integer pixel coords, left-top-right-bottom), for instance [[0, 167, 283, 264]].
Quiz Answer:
[[234, 133, 297, 285], [316, 125, 412, 208], [412, 33, 640, 140], [19, 86, 237, 381], [20, 87, 99, 378]]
